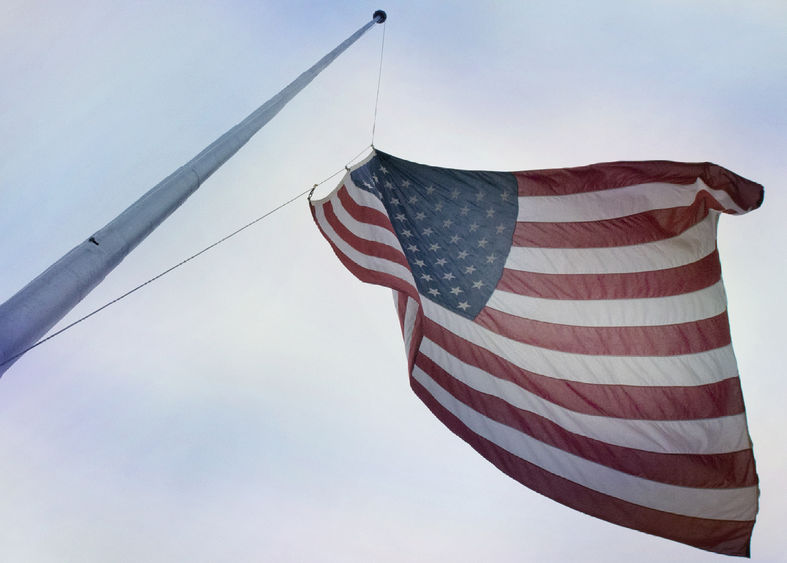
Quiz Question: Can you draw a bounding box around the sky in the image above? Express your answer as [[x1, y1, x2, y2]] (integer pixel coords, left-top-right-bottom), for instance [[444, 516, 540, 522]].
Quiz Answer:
[[0, 1, 785, 561]]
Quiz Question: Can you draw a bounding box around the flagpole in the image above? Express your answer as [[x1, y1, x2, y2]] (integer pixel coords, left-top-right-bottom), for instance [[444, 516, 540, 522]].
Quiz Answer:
[[0, 10, 387, 377]]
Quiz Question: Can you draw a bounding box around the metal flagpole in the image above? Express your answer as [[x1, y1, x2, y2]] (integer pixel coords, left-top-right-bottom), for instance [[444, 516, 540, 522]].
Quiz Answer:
[[0, 10, 387, 377]]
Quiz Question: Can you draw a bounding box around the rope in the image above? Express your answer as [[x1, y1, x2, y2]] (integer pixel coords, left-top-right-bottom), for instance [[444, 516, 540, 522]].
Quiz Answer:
[[0, 156, 364, 369], [370, 19, 386, 146]]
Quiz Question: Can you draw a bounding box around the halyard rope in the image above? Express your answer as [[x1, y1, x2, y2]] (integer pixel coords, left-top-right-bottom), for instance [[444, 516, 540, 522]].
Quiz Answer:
[[0, 152, 367, 369], [371, 19, 386, 147]]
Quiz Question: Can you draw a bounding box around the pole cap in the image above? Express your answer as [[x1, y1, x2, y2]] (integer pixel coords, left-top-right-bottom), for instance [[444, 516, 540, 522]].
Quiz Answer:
[[373, 10, 387, 23]]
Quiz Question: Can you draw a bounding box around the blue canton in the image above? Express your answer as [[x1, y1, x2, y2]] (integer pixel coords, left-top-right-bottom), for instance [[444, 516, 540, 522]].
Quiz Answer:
[[351, 151, 518, 320]]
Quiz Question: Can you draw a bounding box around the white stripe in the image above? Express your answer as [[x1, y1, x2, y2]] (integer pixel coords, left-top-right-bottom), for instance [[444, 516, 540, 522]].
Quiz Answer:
[[487, 280, 727, 327], [505, 213, 718, 275], [309, 171, 350, 206], [343, 175, 389, 215], [309, 170, 389, 216], [413, 366, 757, 521], [329, 188, 404, 251], [517, 178, 746, 222], [402, 295, 420, 359], [313, 205, 416, 288], [422, 299, 739, 387], [393, 290, 419, 359], [421, 338, 749, 454]]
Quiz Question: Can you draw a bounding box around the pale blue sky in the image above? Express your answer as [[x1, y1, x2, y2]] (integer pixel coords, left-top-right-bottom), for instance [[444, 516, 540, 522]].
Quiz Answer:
[[1, 1, 785, 561]]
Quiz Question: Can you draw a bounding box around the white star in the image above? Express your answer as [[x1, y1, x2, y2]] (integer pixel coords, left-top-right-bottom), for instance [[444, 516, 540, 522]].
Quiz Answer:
[[429, 243, 441, 252], [401, 179, 411, 188], [449, 234, 461, 244], [459, 205, 470, 216], [477, 238, 489, 248], [414, 259, 426, 267], [415, 212, 426, 221], [372, 174, 379, 183], [457, 301, 470, 311], [472, 280, 485, 289], [500, 191, 510, 201], [469, 223, 479, 232], [465, 265, 476, 274], [426, 185, 436, 195], [428, 288, 440, 297], [435, 201, 444, 212], [408, 195, 418, 204], [496, 224, 505, 234], [363, 181, 375, 190], [435, 258, 447, 267], [443, 272, 456, 281], [486, 253, 497, 263], [380, 165, 388, 174], [476, 191, 485, 201], [385, 181, 394, 189], [451, 188, 460, 200], [443, 219, 453, 228], [401, 229, 413, 237], [407, 244, 419, 253], [457, 250, 469, 259], [422, 227, 434, 236], [450, 286, 463, 295], [486, 207, 495, 218], [421, 273, 433, 281], [395, 213, 406, 222], [391, 197, 401, 205]]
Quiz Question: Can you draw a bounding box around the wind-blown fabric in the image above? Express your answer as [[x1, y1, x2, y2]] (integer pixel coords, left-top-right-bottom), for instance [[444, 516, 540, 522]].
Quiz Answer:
[[310, 150, 762, 557]]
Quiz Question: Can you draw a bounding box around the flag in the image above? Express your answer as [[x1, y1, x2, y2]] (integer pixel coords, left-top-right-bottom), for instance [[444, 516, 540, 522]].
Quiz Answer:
[[310, 150, 762, 557]]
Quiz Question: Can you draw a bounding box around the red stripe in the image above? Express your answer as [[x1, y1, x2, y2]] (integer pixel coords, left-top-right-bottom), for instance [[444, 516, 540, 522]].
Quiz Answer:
[[321, 201, 410, 269], [337, 185, 397, 234], [476, 308, 731, 356], [415, 353, 757, 488], [512, 193, 722, 249], [313, 193, 426, 372], [311, 206, 419, 301], [411, 377, 754, 557], [497, 250, 722, 300], [402, 296, 424, 373], [515, 160, 763, 214], [422, 317, 745, 420]]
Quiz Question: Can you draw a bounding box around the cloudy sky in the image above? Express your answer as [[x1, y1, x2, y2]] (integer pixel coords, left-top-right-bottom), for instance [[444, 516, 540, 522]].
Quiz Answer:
[[1, 1, 785, 561]]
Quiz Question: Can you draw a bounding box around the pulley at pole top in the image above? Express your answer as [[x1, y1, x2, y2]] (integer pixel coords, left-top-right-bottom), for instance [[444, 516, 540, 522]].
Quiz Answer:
[[373, 10, 387, 23]]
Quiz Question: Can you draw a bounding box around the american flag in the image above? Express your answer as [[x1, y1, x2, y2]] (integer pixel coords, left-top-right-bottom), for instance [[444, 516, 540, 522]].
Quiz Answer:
[[310, 150, 762, 556]]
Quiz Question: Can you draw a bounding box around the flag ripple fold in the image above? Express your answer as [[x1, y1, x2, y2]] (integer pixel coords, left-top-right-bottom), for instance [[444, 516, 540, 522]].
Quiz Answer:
[[309, 150, 763, 557]]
